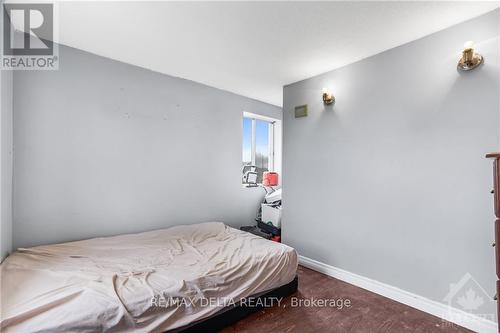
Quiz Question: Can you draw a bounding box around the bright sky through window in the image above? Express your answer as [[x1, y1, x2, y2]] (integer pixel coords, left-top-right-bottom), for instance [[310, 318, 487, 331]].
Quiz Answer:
[[242, 116, 274, 184], [243, 117, 252, 164]]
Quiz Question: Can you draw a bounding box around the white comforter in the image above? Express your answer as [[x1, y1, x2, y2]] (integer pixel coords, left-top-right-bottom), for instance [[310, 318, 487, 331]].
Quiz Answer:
[[0, 222, 297, 333]]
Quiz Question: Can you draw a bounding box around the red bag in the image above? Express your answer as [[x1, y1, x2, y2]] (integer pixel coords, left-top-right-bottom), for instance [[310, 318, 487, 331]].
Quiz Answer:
[[263, 172, 278, 187]]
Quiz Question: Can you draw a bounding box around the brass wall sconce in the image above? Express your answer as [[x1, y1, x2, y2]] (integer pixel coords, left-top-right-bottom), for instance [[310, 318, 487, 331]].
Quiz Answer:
[[457, 41, 483, 71], [322, 87, 335, 105]]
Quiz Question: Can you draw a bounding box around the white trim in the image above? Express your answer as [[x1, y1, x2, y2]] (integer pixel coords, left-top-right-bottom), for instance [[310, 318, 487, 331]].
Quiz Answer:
[[268, 123, 274, 171], [272, 119, 282, 176], [299, 255, 498, 333], [243, 111, 277, 123], [251, 118, 256, 165]]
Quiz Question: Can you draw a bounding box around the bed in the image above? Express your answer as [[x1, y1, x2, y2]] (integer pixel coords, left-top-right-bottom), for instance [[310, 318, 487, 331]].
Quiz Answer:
[[0, 222, 298, 332]]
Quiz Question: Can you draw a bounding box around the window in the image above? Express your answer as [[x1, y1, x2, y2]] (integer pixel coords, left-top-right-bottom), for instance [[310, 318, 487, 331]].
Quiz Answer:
[[242, 112, 279, 185]]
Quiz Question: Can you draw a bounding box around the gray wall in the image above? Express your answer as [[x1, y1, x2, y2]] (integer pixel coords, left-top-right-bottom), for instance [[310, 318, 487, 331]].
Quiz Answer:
[[283, 9, 500, 316], [1, 69, 13, 261], [13, 44, 281, 248]]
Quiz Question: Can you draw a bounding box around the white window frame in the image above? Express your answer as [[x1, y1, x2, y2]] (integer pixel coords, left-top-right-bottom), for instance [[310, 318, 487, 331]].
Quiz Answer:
[[243, 112, 281, 182]]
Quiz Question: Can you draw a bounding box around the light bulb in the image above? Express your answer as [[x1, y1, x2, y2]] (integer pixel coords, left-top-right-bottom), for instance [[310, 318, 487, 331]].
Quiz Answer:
[[458, 40, 483, 71], [464, 41, 475, 50]]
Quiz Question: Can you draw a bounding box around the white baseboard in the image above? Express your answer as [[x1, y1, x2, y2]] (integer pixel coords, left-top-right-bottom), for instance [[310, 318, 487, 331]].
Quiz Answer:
[[299, 255, 497, 333]]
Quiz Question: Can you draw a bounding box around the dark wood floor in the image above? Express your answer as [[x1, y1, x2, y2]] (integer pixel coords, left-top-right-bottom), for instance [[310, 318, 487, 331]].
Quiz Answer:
[[222, 266, 472, 333]]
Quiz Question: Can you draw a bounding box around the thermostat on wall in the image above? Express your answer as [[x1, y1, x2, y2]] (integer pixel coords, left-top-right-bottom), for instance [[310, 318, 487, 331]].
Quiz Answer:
[[294, 104, 308, 118]]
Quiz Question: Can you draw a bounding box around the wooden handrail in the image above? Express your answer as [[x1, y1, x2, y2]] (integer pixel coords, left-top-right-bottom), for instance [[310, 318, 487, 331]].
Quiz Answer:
[[486, 152, 500, 158]]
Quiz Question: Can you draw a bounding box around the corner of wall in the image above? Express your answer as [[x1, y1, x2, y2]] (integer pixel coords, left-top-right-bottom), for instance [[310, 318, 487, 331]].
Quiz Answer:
[[1, 68, 14, 262]]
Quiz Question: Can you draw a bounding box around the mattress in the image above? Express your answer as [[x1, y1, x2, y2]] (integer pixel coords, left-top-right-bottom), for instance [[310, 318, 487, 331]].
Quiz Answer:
[[0, 222, 298, 333]]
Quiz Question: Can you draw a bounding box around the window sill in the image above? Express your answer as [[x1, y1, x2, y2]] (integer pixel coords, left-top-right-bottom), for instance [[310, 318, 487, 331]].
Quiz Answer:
[[242, 184, 263, 189]]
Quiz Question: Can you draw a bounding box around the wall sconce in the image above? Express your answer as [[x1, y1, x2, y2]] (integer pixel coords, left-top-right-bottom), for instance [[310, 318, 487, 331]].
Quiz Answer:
[[322, 87, 335, 105], [457, 41, 483, 71]]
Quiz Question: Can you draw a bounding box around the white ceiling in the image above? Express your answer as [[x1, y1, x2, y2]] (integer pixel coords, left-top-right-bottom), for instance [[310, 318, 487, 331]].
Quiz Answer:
[[9, 1, 500, 106]]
